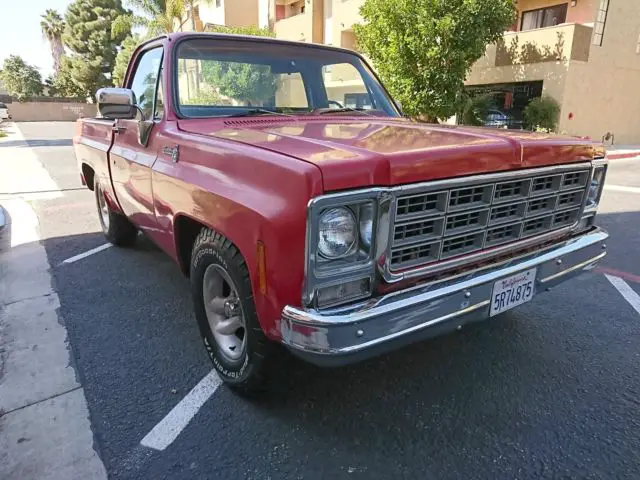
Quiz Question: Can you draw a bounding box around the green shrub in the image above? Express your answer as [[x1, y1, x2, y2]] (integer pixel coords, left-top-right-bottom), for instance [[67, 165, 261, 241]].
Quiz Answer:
[[523, 96, 560, 132], [459, 94, 493, 126]]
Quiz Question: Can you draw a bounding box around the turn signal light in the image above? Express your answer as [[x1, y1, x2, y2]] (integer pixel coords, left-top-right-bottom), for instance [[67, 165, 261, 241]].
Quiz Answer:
[[257, 241, 267, 295], [316, 278, 371, 308]]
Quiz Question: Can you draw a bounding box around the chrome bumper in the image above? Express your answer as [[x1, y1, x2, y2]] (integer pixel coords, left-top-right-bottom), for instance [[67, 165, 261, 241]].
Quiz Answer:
[[279, 228, 608, 366]]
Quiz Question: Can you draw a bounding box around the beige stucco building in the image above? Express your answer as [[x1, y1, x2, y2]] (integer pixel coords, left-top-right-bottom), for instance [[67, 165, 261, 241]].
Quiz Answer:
[[465, 0, 640, 144], [194, 0, 640, 143], [193, 0, 271, 30]]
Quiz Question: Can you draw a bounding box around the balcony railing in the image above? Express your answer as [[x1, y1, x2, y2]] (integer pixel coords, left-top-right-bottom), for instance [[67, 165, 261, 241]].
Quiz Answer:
[[274, 12, 312, 42], [479, 23, 593, 68]]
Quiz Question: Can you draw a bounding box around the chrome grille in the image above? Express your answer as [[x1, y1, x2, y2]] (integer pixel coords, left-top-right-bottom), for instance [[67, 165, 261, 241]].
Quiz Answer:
[[390, 166, 590, 270], [395, 191, 447, 219]]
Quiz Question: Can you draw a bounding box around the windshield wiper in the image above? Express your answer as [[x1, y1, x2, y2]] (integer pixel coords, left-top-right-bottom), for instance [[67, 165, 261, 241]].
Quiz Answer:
[[311, 107, 375, 116], [226, 108, 294, 118]]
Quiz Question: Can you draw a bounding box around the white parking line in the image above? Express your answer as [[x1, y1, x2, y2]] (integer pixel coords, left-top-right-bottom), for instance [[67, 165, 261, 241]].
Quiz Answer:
[[61, 243, 112, 264], [604, 184, 640, 195], [140, 369, 222, 451], [605, 275, 640, 315]]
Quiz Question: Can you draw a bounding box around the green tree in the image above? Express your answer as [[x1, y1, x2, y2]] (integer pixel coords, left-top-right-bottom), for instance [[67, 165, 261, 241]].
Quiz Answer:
[[200, 25, 277, 105], [49, 57, 87, 97], [112, 0, 189, 37], [40, 9, 66, 75], [63, 0, 130, 99], [354, 0, 516, 120], [111, 0, 193, 89], [113, 34, 143, 86], [0, 55, 43, 99], [523, 96, 560, 132], [459, 93, 493, 126]]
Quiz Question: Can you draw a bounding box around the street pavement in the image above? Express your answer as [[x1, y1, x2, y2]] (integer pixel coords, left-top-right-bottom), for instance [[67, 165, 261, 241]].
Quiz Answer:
[[2, 121, 640, 479]]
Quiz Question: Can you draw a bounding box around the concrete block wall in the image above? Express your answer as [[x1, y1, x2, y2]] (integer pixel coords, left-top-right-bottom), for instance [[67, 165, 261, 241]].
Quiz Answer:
[[5, 102, 96, 122]]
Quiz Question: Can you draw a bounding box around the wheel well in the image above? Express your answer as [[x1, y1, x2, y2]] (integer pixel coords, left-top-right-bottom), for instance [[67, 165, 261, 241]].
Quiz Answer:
[[174, 215, 206, 277], [82, 164, 95, 191]]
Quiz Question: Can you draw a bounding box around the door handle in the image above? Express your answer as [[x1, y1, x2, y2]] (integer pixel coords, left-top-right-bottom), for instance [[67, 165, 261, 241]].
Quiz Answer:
[[112, 125, 126, 134]]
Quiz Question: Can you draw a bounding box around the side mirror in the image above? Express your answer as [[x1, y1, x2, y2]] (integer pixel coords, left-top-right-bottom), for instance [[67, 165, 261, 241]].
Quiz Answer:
[[96, 88, 137, 120]]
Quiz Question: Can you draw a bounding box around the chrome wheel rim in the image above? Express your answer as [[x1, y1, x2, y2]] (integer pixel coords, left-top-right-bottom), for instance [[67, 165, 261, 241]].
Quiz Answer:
[[97, 185, 110, 230], [202, 264, 246, 362]]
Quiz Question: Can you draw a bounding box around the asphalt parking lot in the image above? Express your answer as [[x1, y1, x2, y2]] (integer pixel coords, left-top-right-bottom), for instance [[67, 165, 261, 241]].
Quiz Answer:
[[5, 122, 640, 479]]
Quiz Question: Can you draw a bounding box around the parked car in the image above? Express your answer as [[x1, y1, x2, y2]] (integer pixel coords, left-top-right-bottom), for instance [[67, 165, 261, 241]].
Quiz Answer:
[[73, 33, 609, 393], [484, 109, 511, 128], [484, 109, 524, 129], [0, 102, 10, 121]]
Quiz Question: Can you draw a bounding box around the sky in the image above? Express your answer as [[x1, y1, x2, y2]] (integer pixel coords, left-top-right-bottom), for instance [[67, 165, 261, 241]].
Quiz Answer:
[[0, 0, 74, 78]]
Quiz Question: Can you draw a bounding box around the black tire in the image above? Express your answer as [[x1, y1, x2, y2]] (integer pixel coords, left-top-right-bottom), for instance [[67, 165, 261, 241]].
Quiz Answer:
[[95, 179, 137, 246], [190, 228, 273, 394]]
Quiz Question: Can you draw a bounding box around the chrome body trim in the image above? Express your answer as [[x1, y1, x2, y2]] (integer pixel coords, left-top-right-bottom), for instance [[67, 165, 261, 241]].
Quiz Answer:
[[383, 162, 593, 281], [538, 250, 606, 283], [303, 161, 609, 311], [283, 228, 608, 366], [583, 157, 608, 214], [303, 162, 601, 309]]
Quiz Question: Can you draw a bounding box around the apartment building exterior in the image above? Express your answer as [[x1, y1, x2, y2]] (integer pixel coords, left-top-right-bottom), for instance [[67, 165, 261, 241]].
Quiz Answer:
[[194, 0, 271, 30], [194, 0, 640, 143], [465, 0, 640, 143]]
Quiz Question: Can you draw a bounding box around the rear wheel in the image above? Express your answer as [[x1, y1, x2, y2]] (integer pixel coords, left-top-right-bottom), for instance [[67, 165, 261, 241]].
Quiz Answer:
[[190, 228, 273, 394], [95, 179, 137, 246]]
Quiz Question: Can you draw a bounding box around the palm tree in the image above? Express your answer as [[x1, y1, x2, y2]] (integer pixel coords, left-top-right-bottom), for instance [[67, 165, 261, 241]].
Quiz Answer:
[[112, 0, 191, 36], [40, 9, 65, 74]]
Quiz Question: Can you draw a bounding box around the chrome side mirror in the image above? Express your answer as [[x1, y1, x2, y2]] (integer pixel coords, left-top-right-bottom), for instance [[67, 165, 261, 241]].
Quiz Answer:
[[96, 88, 138, 120]]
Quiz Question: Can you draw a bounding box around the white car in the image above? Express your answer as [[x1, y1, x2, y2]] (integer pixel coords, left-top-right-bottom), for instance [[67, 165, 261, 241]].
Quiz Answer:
[[0, 102, 10, 120]]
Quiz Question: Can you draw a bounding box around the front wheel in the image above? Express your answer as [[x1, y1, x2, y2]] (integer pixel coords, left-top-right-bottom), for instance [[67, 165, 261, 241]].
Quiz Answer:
[[190, 228, 273, 394], [95, 179, 137, 246]]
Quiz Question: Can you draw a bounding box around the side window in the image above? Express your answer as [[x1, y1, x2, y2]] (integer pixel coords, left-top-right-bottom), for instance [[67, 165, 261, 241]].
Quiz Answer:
[[129, 48, 163, 120]]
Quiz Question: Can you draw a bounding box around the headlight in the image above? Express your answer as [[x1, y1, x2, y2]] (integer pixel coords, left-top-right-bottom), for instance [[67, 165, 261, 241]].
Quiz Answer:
[[585, 166, 606, 210], [359, 203, 374, 249], [318, 207, 357, 259]]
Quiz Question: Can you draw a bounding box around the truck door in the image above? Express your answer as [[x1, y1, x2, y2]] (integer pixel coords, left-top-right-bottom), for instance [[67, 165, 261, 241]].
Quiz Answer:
[[110, 46, 164, 233]]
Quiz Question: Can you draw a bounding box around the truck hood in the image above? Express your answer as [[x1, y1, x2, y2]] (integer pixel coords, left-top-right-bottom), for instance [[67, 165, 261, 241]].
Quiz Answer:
[[177, 117, 598, 192]]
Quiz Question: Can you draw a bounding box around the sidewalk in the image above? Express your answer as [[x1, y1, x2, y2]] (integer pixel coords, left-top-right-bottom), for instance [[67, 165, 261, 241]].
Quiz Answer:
[[0, 124, 106, 480], [605, 145, 640, 161]]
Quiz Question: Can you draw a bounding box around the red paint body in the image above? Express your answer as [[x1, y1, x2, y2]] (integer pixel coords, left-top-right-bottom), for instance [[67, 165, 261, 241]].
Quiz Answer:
[[73, 33, 600, 342]]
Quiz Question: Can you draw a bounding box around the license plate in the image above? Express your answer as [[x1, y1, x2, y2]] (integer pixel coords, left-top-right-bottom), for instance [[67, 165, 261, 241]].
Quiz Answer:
[[490, 268, 536, 317]]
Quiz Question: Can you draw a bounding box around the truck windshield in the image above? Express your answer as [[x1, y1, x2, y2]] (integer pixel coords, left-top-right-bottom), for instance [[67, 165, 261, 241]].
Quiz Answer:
[[175, 38, 400, 118]]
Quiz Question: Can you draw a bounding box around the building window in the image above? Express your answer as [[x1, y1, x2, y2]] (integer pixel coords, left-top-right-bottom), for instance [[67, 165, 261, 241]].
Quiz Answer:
[[592, 0, 609, 46], [520, 3, 568, 31]]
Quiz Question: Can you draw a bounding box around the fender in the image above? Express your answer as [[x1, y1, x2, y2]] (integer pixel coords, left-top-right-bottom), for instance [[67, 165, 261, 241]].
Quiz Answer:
[[150, 127, 324, 340]]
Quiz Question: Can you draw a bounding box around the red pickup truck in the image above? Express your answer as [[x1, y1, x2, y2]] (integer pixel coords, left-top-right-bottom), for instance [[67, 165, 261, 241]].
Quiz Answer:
[[74, 33, 609, 393]]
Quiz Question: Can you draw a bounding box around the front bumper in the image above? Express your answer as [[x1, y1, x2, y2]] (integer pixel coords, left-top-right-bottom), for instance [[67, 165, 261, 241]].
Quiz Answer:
[[280, 227, 608, 366]]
